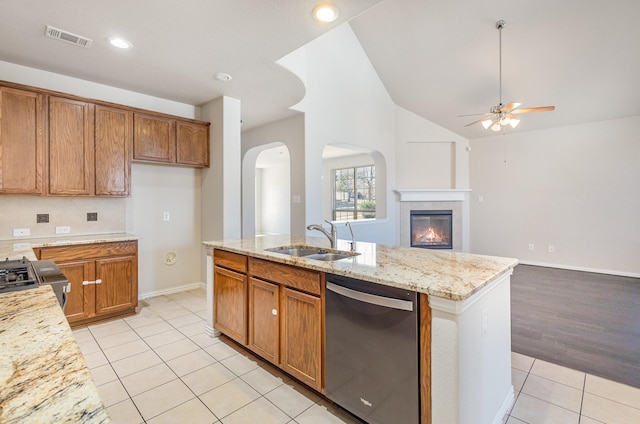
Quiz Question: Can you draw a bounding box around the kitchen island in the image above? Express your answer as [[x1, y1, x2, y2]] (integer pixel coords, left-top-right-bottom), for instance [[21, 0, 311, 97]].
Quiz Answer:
[[0, 286, 110, 423], [203, 235, 518, 424]]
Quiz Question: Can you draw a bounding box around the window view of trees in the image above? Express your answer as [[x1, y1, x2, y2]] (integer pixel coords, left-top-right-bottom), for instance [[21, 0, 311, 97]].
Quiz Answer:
[[333, 165, 375, 221]]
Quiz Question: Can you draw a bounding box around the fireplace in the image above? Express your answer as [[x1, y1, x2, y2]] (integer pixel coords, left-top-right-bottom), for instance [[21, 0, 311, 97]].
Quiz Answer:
[[410, 210, 452, 249]]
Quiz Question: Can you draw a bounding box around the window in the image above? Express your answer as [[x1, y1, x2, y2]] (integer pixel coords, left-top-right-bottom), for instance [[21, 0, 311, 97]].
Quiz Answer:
[[333, 165, 375, 221]]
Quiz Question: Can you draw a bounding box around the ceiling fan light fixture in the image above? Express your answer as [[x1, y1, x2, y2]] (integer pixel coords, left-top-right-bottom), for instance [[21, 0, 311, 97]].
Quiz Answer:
[[481, 119, 493, 129], [509, 117, 520, 128], [491, 122, 501, 132]]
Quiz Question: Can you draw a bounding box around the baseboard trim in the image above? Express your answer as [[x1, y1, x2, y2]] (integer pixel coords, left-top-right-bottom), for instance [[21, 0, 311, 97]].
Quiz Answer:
[[493, 386, 515, 424], [138, 281, 205, 300], [518, 260, 640, 278]]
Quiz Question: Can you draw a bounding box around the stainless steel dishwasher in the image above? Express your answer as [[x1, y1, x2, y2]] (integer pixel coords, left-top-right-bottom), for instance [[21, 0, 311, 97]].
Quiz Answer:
[[325, 274, 419, 424]]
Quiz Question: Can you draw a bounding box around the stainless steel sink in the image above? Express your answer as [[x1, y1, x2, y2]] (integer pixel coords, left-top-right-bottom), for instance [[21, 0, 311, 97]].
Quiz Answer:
[[304, 252, 356, 261], [266, 246, 360, 261]]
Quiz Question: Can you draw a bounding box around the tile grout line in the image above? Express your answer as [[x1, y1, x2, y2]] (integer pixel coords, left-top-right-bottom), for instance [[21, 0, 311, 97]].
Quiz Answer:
[[86, 293, 216, 423]]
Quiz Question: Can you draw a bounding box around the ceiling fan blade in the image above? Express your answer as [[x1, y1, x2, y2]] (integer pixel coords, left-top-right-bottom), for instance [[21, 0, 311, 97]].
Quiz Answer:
[[458, 112, 493, 118], [512, 106, 555, 114], [464, 116, 493, 127], [501, 102, 522, 113]]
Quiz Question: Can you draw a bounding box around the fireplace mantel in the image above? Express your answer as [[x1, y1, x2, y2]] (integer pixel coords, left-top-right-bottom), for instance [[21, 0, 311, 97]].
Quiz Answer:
[[395, 189, 471, 202]]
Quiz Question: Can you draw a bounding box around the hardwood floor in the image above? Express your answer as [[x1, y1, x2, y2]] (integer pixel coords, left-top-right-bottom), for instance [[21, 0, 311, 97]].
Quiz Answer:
[[511, 264, 640, 388]]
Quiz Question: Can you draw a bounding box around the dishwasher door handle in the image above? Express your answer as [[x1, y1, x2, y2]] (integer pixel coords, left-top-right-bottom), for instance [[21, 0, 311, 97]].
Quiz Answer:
[[326, 282, 414, 312]]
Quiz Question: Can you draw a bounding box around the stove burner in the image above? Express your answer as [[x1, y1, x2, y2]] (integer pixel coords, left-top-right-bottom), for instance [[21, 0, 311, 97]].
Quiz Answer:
[[0, 257, 38, 290]]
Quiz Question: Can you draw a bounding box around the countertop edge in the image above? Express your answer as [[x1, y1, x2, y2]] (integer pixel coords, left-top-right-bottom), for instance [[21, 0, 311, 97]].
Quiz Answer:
[[1, 233, 141, 261], [203, 236, 518, 301]]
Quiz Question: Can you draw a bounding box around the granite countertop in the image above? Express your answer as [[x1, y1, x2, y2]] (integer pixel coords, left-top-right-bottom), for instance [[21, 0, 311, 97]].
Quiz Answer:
[[0, 232, 141, 261], [0, 286, 110, 423], [203, 235, 518, 301]]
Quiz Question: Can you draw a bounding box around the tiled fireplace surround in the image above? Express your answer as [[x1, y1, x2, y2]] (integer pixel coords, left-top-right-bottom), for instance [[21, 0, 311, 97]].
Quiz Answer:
[[397, 189, 471, 252]]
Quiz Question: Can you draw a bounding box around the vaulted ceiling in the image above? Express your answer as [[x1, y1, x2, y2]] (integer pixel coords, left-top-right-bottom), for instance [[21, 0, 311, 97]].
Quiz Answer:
[[1, 0, 638, 139]]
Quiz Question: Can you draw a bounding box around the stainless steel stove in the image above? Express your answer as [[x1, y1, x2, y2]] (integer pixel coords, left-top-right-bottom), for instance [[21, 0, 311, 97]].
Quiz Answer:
[[0, 257, 69, 309]]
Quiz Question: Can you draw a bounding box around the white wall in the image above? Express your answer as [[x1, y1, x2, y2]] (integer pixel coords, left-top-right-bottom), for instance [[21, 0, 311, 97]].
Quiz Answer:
[[430, 272, 513, 424], [279, 24, 398, 245], [0, 60, 205, 296], [257, 163, 290, 234], [127, 164, 202, 296], [242, 115, 306, 237], [395, 106, 470, 189], [470, 116, 640, 276]]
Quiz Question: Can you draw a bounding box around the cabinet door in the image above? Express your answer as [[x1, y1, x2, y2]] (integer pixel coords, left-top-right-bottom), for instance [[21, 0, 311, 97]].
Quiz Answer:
[[0, 87, 44, 194], [214, 265, 247, 345], [280, 287, 323, 390], [248, 277, 280, 365], [95, 255, 138, 316], [133, 113, 176, 163], [57, 260, 93, 323], [176, 120, 209, 167], [95, 105, 132, 196], [48, 96, 95, 195]]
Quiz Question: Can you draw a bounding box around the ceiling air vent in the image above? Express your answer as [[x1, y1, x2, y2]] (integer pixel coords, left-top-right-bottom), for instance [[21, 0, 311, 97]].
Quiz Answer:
[[45, 25, 93, 48]]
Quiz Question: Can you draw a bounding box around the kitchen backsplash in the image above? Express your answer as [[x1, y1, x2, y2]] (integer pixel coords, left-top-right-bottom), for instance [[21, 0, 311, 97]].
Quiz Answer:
[[0, 196, 126, 240]]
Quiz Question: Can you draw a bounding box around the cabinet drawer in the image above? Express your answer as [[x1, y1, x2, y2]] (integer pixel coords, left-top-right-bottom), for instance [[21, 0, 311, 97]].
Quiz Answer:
[[37, 241, 138, 261], [214, 249, 247, 273], [249, 257, 321, 296]]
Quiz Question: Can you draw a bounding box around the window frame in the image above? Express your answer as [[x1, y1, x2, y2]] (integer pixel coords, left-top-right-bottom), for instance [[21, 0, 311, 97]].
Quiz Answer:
[[332, 164, 376, 221]]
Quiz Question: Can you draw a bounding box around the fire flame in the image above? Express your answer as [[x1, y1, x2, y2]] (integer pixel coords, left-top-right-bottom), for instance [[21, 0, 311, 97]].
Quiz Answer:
[[416, 227, 444, 244]]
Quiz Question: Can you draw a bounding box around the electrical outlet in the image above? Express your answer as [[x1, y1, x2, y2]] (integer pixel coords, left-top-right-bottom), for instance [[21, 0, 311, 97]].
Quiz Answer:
[[548, 244, 555, 253], [37, 214, 49, 223], [528, 243, 535, 251], [13, 228, 30, 237], [56, 226, 71, 234], [163, 212, 170, 221], [87, 212, 98, 221]]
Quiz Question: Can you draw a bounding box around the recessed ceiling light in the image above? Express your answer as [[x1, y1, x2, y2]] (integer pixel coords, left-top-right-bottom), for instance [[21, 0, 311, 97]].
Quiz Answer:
[[214, 72, 233, 82], [313, 4, 339, 23], [107, 37, 132, 49]]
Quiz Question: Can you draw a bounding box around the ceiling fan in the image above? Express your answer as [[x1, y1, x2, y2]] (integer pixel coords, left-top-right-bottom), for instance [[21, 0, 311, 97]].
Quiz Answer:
[[461, 20, 555, 132]]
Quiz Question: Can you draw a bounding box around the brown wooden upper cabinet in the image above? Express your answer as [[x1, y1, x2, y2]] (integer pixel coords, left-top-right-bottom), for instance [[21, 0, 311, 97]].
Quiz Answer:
[[0, 80, 210, 197], [48, 96, 96, 196], [95, 105, 132, 196], [133, 113, 209, 167], [48, 98, 132, 196], [0, 86, 45, 194]]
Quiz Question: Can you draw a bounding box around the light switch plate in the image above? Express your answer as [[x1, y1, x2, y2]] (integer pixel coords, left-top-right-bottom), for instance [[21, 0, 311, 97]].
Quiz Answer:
[[56, 226, 71, 234], [13, 228, 30, 237]]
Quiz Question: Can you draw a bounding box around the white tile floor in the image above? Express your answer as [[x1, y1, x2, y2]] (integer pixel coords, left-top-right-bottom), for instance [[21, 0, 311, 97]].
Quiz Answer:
[[73, 288, 640, 424]]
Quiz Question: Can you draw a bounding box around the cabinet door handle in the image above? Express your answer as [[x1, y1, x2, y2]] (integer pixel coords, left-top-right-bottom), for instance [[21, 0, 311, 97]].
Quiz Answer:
[[272, 309, 278, 316], [95, 279, 102, 285], [82, 279, 103, 285]]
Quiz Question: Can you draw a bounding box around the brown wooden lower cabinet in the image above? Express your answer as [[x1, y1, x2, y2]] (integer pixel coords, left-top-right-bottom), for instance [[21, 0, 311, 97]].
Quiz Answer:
[[214, 250, 324, 392], [279, 286, 322, 390], [213, 265, 247, 345], [248, 277, 279, 364], [34, 241, 138, 326]]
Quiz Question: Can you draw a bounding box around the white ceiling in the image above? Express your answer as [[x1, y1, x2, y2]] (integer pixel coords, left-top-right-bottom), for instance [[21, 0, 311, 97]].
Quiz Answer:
[[1, 0, 638, 139]]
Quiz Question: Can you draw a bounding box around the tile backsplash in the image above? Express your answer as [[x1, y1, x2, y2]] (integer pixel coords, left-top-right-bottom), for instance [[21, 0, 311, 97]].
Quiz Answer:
[[0, 195, 126, 240]]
